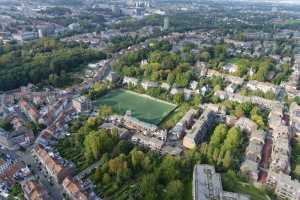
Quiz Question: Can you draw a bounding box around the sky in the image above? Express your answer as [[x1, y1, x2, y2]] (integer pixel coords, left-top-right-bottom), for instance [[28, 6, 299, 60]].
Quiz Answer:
[[238, 0, 300, 4]]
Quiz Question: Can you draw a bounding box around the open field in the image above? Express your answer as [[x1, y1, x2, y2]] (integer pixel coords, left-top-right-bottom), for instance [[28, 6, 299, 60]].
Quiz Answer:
[[94, 89, 177, 125], [159, 103, 191, 129]]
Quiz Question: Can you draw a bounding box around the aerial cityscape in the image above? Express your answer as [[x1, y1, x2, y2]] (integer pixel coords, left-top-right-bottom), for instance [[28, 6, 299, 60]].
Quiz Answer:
[[0, 0, 300, 199]]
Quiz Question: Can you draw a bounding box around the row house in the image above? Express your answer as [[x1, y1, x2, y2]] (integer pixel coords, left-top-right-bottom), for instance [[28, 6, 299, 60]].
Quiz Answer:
[[215, 90, 283, 110], [268, 105, 291, 175], [141, 80, 159, 90], [282, 54, 300, 97], [123, 76, 139, 86], [290, 102, 300, 136], [72, 96, 92, 113], [206, 69, 244, 85], [183, 109, 216, 149], [270, 133, 291, 174], [36, 129, 54, 147], [123, 114, 158, 133], [21, 179, 50, 200], [131, 133, 164, 151], [240, 129, 266, 182], [171, 108, 198, 138], [0, 128, 18, 150], [123, 77, 194, 101], [19, 99, 40, 123], [0, 159, 24, 184], [246, 80, 282, 96], [225, 83, 239, 93], [222, 63, 238, 74], [39, 98, 71, 126], [0, 126, 34, 150], [235, 117, 257, 135], [269, 107, 284, 130], [49, 98, 70, 120], [267, 171, 300, 200], [62, 177, 89, 200], [33, 145, 74, 183], [161, 82, 171, 91], [122, 114, 168, 141], [149, 129, 168, 141], [170, 87, 193, 101]]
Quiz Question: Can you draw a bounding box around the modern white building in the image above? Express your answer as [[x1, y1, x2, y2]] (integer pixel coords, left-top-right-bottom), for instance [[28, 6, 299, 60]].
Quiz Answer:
[[123, 76, 139, 86], [193, 165, 250, 200]]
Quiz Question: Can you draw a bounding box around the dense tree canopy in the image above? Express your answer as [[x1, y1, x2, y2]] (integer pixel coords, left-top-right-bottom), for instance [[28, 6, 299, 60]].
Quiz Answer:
[[113, 40, 195, 88], [205, 124, 244, 170], [0, 38, 106, 91]]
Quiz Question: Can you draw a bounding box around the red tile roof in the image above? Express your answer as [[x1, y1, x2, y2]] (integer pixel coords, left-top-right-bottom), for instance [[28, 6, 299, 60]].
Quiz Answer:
[[63, 176, 88, 200]]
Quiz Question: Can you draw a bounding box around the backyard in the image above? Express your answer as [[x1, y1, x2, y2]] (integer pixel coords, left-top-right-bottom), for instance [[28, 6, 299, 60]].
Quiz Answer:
[[94, 89, 177, 125], [222, 170, 274, 200]]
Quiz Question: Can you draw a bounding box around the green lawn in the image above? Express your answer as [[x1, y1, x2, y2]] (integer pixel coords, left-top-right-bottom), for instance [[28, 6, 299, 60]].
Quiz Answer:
[[228, 58, 250, 67], [94, 89, 177, 125], [159, 103, 191, 129], [292, 137, 300, 181]]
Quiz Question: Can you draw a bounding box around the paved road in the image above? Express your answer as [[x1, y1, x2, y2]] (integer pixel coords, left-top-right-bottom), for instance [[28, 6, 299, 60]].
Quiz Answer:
[[17, 149, 64, 200]]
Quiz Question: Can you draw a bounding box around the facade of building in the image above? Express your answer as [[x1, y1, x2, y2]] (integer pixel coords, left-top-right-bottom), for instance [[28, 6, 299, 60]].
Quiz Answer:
[[14, 32, 38, 41], [270, 124, 291, 174], [215, 90, 282, 110], [183, 109, 216, 149], [0, 159, 24, 184], [171, 108, 198, 138], [141, 81, 159, 90], [290, 102, 300, 136], [240, 129, 266, 182], [62, 177, 89, 200], [33, 145, 74, 183], [131, 133, 164, 151], [123, 76, 139, 86], [19, 99, 40, 123], [123, 114, 158, 133], [72, 96, 92, 113], [21, 179, 50, 200], [161, 82, 171, 91], [0, 126, 34, 150], [223, 63, 238, 73], [267, 172, 300, 200], [235, 117, 257, 135], [246, 80, 281, 95]]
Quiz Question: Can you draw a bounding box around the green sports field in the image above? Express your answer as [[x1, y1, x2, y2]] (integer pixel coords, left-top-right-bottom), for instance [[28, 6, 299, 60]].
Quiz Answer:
[[94, 89, 177, 125]]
